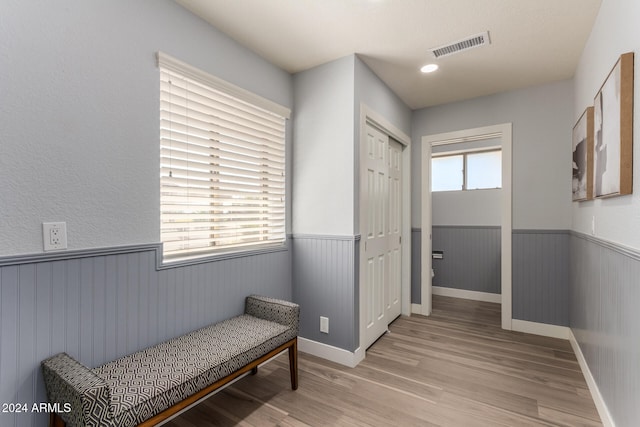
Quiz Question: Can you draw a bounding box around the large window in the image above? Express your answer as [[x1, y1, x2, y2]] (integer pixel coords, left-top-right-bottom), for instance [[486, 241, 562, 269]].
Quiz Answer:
[[432, 149, 501, 192], [158, 53, 289, 262]]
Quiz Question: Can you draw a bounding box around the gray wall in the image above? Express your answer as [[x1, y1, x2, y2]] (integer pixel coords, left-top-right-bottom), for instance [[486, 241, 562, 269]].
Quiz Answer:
[[0, 2, 295, 426], [0, 0, 293, 257], [411, 79, 573, 230], [292, 236, 358, 351], [431, 226, 501, 294], [7, 1, 638, 425], [570, 234, 640, 426], [354, 55, 412, 233], [292, 56, 410, 352], [429, 141, 501, 295], [411, 228, 570, 323], [571, 0, 640, 425], [292, 56, 358, 351], [0, 246, 292, 427], [513, 230, 569, 326], [292, 55, 355, 236], [410, 79, 573, 308], [431, 138, 502, 228], [291, 54, 411, 236], [354, 55, 412, 132], [432, 190, 501, 226], [572, 0, 640, 248]]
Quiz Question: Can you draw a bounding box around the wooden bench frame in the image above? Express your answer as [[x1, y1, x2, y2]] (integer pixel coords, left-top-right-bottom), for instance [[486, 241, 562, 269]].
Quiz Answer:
[[49, 337, 298, 427]]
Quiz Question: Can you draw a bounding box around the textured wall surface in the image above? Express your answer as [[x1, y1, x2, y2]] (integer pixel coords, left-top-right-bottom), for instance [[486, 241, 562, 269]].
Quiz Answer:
[[570, 233, 640, 426], [0, 0, 293, 256], [431, 226, 501, 294], [432, 190, 501, 227], [292, 56, 355, 236], [411, 79, 573, 230], [512, 230, 569, 326], [412, 228, 570, 327], [0, 5, 295, 424], [573, 0, 640, 246], [292, 236, 358, 351], [571, 3, 640, 420], [0, 246, 291, 427]]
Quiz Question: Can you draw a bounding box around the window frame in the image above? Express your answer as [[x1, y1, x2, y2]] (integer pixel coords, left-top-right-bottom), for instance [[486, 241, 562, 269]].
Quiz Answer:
[[157, 52, 290, 264], [431, 147, 502, 192]]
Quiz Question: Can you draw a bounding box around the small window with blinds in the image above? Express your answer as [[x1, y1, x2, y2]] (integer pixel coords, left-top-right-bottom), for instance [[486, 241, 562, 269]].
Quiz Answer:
[[158, 53, 289, 262]]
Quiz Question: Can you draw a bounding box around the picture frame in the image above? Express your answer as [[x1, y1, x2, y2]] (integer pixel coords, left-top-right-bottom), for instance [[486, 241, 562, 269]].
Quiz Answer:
[[572, 107, 594, 201], [593, 52, 634, 198]]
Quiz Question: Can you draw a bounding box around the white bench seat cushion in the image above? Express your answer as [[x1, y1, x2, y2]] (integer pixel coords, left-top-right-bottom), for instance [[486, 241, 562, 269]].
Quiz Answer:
[[92, 314, 290, 427]]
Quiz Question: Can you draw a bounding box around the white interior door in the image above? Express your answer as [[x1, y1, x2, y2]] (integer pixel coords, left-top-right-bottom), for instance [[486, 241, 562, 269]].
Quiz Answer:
[[386, 139, 402, 321], [363, 124, 402, 349]]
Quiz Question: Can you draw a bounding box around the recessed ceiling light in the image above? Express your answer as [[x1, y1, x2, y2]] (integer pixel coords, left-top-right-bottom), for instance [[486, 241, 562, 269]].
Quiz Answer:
[[420, 64, 439, 73]]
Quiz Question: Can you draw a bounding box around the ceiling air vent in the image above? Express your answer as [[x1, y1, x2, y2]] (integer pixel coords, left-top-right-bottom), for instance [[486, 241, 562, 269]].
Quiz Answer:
[[429, 31, 491, 58]]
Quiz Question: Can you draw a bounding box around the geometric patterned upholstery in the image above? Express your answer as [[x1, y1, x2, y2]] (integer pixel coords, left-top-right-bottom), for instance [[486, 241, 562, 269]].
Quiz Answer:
[[41, 353, 115, 427], [95, 315, 290, 426], [41, 295, 299, 427], [245, 295, 300, 336]]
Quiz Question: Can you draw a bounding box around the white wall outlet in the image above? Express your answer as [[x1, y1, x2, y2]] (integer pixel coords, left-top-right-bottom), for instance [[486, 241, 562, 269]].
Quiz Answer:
[[320, 316, 329, 334], [43, 222, 67, 251]]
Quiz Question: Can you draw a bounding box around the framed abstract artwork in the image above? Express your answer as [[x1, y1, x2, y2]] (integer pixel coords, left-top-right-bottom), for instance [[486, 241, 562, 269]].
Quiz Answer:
[[572, 107, 594, 201], [593, 52, 634, 198]]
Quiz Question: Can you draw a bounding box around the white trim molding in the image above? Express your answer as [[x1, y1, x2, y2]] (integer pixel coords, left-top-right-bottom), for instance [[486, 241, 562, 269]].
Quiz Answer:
[[511, 319, 570, 340], [568, 330, 615, 427], [157, 51, 291, 119], [298, 337, 365, 368], [432, 286, 501, 304], [421, 122, 512, 329], [506, 320, 615, 426], [358, 104, 412, 360]]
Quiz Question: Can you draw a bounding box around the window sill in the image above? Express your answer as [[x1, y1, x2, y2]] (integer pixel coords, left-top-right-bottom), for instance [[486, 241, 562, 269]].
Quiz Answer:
[[158, 241, 289, 270]]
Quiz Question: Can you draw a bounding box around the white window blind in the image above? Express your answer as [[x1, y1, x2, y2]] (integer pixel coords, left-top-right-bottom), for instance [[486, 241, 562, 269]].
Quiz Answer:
[[158, 53, 289, 261]]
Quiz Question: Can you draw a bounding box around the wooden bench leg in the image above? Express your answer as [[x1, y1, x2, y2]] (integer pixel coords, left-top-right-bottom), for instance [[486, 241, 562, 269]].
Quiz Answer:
[[50, 413, 66, 427], [288, 338, 298, 390], [250, 366, 258, 375]]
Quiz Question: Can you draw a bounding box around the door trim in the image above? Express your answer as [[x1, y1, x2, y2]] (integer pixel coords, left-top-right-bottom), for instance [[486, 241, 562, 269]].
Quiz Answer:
[[421, 123, 512, 330], [358, 104, 411, 359]]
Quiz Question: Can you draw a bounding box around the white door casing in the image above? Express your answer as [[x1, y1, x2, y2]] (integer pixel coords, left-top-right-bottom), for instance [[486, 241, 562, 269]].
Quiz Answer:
[[357, 104, 411, 366], [421, 123, 512, 330], [420, 141, 433, 316]]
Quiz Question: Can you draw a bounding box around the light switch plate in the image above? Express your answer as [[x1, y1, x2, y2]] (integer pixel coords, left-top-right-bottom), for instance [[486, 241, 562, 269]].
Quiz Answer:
[[320, 316, 329, 334]]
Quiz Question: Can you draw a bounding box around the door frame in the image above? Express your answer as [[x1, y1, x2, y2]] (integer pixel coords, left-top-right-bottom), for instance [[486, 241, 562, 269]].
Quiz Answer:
[[358, 104, 411, 362], [421, 123, 512, 330]]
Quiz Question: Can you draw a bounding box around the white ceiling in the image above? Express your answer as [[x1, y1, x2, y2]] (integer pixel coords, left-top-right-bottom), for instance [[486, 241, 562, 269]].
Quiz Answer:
[[175, 0, 602, 110]]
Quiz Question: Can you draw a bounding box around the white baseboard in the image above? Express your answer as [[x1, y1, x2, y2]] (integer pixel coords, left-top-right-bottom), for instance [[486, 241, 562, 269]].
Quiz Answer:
[[432, 286, 502, 304], [411, 303, 423, 314], [506, 321, 613, 425], [297, 337, 364, 368], [568, 330, 615, 427], [300, 323, 614, 426], [511, 319, 570, 339]]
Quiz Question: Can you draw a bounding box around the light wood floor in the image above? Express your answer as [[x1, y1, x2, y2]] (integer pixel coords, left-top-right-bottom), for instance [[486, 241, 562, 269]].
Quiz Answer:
[[164, 296, 601, 426]]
